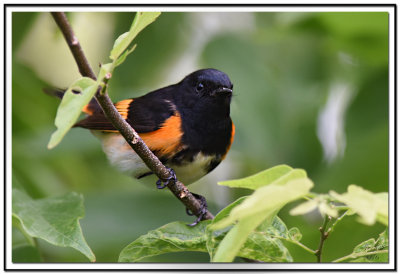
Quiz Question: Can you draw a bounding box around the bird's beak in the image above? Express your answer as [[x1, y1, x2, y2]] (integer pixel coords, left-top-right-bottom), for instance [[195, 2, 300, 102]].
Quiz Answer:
[[215, 87, 233, 95]]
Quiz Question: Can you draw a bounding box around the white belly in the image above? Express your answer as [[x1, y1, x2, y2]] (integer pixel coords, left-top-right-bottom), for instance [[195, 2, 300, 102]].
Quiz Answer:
[[99, 132, 150, 178], [170, 152, 215, 184], [96, 132, 214, 185]]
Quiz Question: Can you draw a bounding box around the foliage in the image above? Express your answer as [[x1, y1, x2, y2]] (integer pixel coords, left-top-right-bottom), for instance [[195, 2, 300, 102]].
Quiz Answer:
[[12, 11, 389, 263], [119, 220, 212, 262], [330, 185, 388, 226], [12, 185, 95, 262], [47, 77, 97, 149], [118, 165, 388, 263], [48, 12, 161, 149], [333, 230, 388, 263]]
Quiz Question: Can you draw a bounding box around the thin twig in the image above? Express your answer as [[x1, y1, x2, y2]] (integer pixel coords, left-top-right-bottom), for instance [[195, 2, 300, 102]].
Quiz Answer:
[[326, 210, 348, 234], [50, 12, 214, 222], [315, 215, 331, 263]]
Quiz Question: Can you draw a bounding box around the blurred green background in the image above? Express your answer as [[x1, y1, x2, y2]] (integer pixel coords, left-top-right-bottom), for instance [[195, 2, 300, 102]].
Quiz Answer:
[[12, 12, 389, 263]]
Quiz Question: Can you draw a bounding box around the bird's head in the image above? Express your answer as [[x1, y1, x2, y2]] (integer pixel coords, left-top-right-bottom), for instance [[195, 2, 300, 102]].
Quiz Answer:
[[181, 68, 233, 107]]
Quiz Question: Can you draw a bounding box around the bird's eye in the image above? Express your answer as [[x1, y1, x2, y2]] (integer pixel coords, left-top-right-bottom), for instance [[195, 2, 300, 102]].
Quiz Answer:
[[196, 82, 204, 92]]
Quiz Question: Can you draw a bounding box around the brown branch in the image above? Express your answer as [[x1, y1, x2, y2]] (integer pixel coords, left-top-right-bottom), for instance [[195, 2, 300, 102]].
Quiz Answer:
[[315, 215, 331, 263], [50, 12, 214, 222], [51, 13, 97, 80]]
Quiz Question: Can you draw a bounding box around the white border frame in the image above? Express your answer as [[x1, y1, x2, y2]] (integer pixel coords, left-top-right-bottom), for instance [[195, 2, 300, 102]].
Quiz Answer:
[[3, 4, 396, 271]]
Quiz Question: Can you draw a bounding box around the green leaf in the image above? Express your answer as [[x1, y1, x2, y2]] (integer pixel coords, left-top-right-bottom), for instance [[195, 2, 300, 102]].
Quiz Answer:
[[118, 220, 211, 262], [211, 178, 314, 230], [119, 198, 293, 263], [289, 199, 318, 216], [47, 77, 97, 149], [219, 165, 307, 190], [110, 12, 161, 60], [333, 229, 388, 262], [288, 227, 303, 242], [209, 175, 313, 262], [12, 188, 95, 262], [212, 214, 269, 262], [317, 201, 339, 218], [290, 196, 338, 218], [212, 196, 248, 224], [13, 215, 35, 247], [207, 215, 293, 262], [329, 185, 388, 226], [114, 44, 137, 68]]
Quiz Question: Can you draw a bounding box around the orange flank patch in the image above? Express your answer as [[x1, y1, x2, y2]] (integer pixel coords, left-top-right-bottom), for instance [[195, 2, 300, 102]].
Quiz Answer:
[[82, 104, 94, 115], [222, 123, 235, 160], [115, 99, 134, 119], [140, 113, 184, 157]]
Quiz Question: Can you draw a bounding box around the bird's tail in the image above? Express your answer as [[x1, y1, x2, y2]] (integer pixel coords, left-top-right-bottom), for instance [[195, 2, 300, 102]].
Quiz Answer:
[[43, 87, 101, 115]]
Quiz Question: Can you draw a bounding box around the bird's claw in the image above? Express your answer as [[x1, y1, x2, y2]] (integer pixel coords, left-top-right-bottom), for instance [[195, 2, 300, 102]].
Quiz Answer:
[[186, 193, 208, 227], [156, 167, 177, 189]]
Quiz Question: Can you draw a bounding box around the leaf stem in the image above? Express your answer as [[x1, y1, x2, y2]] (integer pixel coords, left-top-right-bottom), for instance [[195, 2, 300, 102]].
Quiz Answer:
[[291, 240, 316, 255], [280, 237, 316, 255], [50, 12, 214, 222], [257, 231, 316, 255]]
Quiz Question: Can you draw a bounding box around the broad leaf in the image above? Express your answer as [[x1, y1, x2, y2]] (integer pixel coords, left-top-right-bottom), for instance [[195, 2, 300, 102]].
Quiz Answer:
[[219, 165, 307, 190], [334, 230, 388, 262], [329, 185, 388, 226], [118, 221, 211, 262], [290, 195, 338, 218], [12, 189, 95, 262], [212, 196, 248, 224], [209, 174, 312, 262], [211, 178, 314, 230], [110, 12, 161, 60], [207, 215, 293, 262], [119, 198, 294, 263], [47, 77, 97, 149], [289, 199, 318, 216], [211, 213, 270, 262]]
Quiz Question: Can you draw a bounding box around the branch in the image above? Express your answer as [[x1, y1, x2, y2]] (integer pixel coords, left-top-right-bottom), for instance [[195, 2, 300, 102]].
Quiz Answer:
[[326, 210, 348, 234], [50, 12, 214, 222], [51, 13, 96, 80], [315, 215, 331, 263]]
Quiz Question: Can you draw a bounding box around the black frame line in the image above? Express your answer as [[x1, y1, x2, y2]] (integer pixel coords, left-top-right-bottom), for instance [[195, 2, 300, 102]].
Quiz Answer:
[[4, 3, 397, 272]]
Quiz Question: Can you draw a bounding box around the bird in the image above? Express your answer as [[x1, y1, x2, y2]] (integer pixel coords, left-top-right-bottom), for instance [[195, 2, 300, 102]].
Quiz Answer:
[[47, 68, 235, 225]]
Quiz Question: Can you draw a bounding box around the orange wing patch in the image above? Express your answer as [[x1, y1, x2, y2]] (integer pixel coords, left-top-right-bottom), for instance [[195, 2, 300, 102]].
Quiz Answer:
[[115, 99, 134, 119], [140, 112, 184, 157]]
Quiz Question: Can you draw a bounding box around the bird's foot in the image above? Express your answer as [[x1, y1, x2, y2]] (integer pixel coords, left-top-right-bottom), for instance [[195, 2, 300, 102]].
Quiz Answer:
[[156, 167, 177, 189], [186, 193, 208, 227]]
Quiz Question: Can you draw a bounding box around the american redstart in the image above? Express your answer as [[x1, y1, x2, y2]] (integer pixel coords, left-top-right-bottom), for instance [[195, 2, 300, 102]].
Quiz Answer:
[[46, 68, 234, 225]]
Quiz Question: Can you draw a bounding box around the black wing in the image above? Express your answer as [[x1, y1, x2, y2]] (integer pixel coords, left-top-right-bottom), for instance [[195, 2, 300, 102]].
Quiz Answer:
[[74, 86, 177, 133]]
